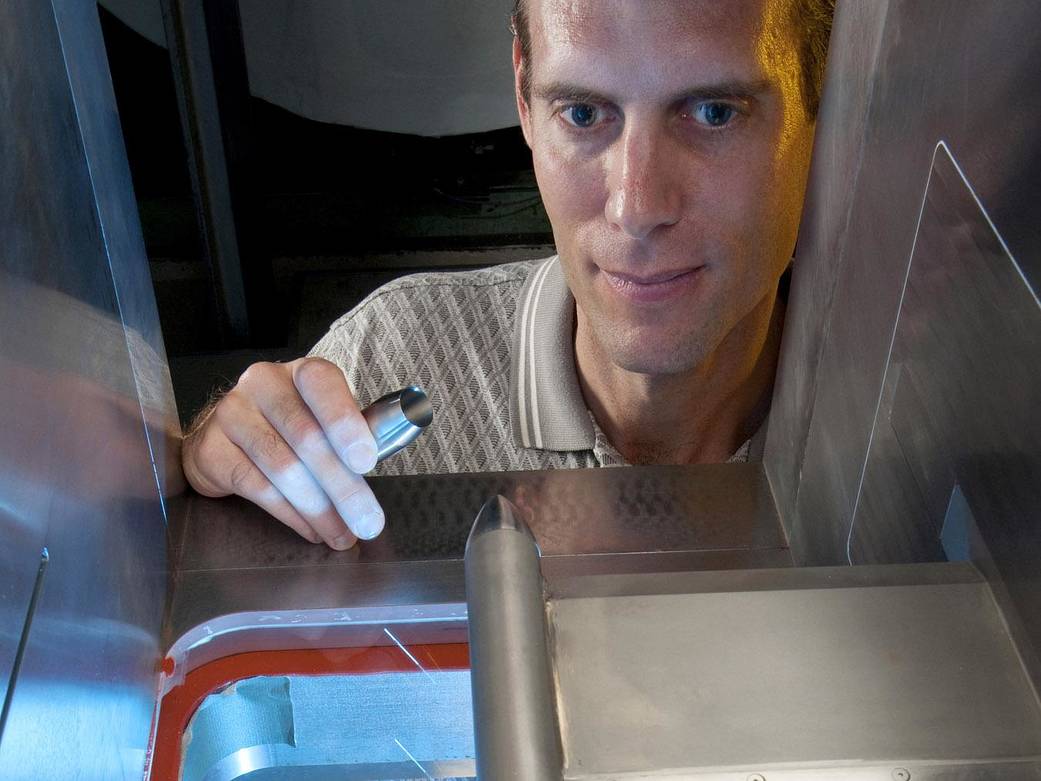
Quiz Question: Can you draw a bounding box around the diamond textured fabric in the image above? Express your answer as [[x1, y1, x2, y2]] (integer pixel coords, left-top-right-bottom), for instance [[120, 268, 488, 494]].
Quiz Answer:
[[310, 261, 605, 476]]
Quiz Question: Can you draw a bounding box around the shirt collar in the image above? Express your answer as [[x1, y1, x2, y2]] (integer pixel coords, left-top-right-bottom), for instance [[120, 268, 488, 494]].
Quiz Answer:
[[509, 256, 595, 452]]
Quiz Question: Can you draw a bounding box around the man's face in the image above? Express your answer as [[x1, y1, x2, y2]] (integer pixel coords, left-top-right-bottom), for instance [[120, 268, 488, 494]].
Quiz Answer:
[[515, 0, 816, 375]]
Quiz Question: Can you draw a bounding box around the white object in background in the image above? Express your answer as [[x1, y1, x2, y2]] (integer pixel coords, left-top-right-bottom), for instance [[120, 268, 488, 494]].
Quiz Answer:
[[99, 0, 519, 137]]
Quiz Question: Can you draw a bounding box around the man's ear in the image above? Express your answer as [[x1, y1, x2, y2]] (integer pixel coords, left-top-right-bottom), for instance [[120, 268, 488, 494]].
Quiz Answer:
[[512, 36, 534, 148]]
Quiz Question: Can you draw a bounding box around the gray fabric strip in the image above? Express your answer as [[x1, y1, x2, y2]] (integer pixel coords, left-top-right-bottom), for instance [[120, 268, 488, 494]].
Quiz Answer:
[[509, 257, 595, 451]]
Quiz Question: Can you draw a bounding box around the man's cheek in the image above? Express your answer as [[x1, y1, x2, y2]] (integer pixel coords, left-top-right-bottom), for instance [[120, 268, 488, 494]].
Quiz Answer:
[[531, 155, 568, 223], [708, 178, 774, 265], [537, 147, 604, 212]]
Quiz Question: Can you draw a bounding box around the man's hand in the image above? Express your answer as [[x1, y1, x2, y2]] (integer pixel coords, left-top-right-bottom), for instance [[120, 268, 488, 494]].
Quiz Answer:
[[182, 357, 383, 549]]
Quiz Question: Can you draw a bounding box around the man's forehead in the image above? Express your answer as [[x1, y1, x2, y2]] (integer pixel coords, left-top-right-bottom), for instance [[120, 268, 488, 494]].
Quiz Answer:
[[528, 0, 773, 49], [524, 0, 798, 103]]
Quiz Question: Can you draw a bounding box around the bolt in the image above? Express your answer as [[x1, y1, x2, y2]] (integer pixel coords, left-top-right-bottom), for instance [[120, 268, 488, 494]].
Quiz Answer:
[[892, 769, 911, 781], [747, 775, 766, 781]]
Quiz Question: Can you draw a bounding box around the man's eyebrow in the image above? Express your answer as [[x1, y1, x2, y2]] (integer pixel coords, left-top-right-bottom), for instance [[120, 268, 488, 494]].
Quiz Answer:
[[532, 79, 774, 104], [533, 82, 612, 104], [671, 79, 774, 103]]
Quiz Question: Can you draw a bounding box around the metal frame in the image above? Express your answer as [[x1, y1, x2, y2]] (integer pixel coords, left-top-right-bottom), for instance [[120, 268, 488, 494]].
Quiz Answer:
[[160, 0, 250, 343]]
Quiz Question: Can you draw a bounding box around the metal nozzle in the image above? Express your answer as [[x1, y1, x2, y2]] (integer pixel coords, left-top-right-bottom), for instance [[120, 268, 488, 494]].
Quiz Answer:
[[360, 386, 433, 462]]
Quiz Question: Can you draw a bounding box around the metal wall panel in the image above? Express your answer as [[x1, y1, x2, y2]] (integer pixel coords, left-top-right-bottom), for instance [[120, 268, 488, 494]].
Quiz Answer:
[[851, 145, 1041, 682], [0, 0, 172, 777], [764, 0, 891, 534], [52, 0, 182, 505], [765, 0, 1041, 570]]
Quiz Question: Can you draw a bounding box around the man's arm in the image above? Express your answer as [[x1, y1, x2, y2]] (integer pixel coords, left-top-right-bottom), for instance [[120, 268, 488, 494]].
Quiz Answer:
[[181, 357, 384, 549]]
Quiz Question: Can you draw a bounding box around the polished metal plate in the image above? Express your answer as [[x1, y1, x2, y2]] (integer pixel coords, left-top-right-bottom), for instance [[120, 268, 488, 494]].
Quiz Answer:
[[549, 564, 1041, 778]]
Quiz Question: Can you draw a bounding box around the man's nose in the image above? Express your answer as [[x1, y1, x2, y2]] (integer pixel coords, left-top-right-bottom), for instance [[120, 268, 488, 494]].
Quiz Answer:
[[604, 127, 683, 240]]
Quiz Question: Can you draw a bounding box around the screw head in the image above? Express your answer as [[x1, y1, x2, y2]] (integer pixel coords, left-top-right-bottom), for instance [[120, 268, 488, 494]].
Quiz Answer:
[[747, 775, 766, 781], [892, 769, 911, 781]]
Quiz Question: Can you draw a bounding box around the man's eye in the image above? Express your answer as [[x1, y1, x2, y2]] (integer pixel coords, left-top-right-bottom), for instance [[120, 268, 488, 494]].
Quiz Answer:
[[561, 104, 600, 128], [689, 101, 737, 128]]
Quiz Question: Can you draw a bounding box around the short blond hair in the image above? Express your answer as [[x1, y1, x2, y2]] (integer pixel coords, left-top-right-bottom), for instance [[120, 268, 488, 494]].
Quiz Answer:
[[510, 0, 835, 118]]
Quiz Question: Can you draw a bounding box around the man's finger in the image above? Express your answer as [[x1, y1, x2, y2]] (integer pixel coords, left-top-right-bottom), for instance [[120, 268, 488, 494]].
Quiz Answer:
[[231, 462, 328, 546], [292, 358, 378, 474], [184, 422, 323, 545], [216, 395, 359, 549], [252, 373, 386, 541]]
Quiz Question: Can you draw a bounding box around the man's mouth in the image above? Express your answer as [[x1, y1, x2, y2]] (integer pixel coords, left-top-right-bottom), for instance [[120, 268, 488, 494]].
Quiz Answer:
[[598, 266, 706, 302]]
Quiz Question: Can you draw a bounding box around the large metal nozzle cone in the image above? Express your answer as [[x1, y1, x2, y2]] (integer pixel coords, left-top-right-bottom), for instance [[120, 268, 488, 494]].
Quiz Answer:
[[465, 494, 536, 555], [465, 494, 562, 780]]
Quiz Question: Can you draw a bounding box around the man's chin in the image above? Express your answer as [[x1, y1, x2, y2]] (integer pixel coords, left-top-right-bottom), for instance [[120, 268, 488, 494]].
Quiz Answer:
[[600, 331, 710, 377]]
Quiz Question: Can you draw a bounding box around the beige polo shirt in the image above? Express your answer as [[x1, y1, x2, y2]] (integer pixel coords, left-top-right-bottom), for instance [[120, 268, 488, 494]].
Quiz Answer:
[[310, 256, 755, 476]]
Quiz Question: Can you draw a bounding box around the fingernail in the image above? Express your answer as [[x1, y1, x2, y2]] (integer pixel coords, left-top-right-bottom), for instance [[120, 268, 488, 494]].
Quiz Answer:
[[345, 441, 378, 473], [353, 508, 385, 540], [331, 533, 355, 550], [339, 493, 385, 540]]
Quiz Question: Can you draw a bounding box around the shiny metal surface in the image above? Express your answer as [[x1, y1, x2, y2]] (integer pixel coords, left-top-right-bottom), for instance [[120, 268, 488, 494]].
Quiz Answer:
[[465, 497, 562, 780], [537, 764, 1041, 781], [549, 563, 1041, 777], [58, 0, 182, 504], [172, 462, 785, 571], [164, 463, 789, 676], [763, 0, 891, 532], [0, 0, 174, 777], [182, 673, 474, 780], [849, 145, 1041, 686], [767, 0, 1041, 548], [763, 0, 1041, 681], [362, 386, 434, 462]]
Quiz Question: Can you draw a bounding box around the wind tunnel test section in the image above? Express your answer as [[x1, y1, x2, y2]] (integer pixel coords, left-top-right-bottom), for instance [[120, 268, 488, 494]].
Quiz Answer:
[[2, 0, 1041, 780]]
